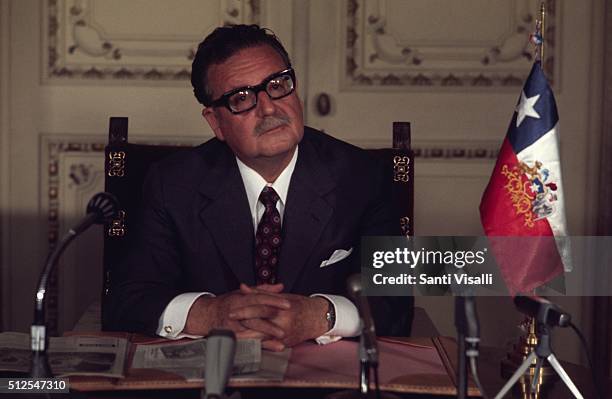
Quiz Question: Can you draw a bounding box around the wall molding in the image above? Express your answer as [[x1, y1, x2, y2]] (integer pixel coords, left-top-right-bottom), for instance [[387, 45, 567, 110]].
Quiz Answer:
[[43, 138, 104, 333], [351, 138, 500, 160], [43, 0, 261, 82], [343, 0, 559, 90]]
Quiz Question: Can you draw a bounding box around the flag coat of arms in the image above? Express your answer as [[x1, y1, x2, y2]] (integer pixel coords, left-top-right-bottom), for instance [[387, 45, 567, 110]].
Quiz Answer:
[[480, 61, 569, 296]]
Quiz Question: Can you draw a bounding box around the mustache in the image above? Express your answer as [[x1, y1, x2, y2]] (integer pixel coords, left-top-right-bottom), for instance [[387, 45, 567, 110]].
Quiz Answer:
[[254, 115, 291, 135]]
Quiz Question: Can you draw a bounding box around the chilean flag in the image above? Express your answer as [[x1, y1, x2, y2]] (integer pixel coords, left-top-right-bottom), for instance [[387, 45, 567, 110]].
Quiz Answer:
[[480, 62, 569, 296]]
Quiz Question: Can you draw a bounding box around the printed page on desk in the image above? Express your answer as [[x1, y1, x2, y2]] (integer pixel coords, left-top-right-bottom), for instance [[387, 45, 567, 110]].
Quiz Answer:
[[132, 339, 291, 382], [0, 332, 290, 384], [0, 332, 127, 378]]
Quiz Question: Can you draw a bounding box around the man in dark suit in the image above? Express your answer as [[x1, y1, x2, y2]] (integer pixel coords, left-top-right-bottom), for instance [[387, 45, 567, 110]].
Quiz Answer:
[[108, 25, 412, 350]]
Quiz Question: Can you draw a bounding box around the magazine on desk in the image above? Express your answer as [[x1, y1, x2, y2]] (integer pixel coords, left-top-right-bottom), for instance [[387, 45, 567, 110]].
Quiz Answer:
[[0, 332, 128, 378], [0, 332, 273, 381], [131, 338, 264, 380]]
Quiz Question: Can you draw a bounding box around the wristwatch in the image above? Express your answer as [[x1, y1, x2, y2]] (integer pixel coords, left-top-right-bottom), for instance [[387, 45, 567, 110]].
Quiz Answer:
[[325, 299, 336, 331]]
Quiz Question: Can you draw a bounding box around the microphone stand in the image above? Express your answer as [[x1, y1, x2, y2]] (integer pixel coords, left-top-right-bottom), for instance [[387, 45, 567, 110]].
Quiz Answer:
[[359, 324, 378, 397], [456, 328, 467, 399], [329, 322, 399, 399], [454, 296, 468, 399], [31, 229, 82, 378], [354, 276, 381, 399], [495, 300, 584, 399], [327, 275, 400, 399], [30, 192, 119, 378], [455, 295, 482, 399]]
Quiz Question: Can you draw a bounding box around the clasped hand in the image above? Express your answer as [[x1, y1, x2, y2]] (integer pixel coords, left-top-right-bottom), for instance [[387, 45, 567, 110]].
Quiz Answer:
[[231, 284, 329, 351], [186, 283, 328, 351]]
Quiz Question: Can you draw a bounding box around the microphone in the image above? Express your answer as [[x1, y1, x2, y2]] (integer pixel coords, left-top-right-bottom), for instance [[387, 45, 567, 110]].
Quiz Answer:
[[347, 274, 378, 365], [30, 192, 119, 378], [204, 329, 236, 399], [514, 295, 571, 327], [455, 296, 480, 340], [455, 296, 480, 399], [333, 275, 401, 399], [71, 192, 120, 235], [347, 274, 379, 396]]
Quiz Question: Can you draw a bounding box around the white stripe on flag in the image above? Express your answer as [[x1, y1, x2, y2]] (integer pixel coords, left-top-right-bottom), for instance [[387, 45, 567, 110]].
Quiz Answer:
[[515, 124, 572, 271]]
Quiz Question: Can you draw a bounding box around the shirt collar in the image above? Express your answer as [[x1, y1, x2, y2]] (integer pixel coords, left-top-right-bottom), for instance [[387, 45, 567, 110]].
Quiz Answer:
[[236, 146, 298, 214]]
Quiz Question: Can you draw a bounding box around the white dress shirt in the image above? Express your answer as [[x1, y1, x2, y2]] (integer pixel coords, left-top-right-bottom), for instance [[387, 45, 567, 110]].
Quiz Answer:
[[157, 146, 360, 343]]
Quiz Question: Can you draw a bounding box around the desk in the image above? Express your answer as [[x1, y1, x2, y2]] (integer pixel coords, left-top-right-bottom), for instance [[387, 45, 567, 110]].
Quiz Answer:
[[67, 336, 470, 396], [1, 331, 602, 397], [63, 335, 607, 399], [67, 356, 607, 399]]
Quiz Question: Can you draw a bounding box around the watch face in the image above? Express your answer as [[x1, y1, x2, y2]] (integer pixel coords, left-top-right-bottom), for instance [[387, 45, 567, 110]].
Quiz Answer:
[[326, 301, 336, 330]]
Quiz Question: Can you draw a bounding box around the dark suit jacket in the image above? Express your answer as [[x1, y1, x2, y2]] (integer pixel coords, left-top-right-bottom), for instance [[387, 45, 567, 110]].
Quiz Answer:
[[107, 127, 413, 335]]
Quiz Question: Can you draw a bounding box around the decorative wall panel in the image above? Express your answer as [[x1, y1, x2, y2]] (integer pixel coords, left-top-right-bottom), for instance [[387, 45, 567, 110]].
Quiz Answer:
[[43, 138, 106, 333], [41, 135, 203, 333], [344, 0, 559, 90], [44, 0, 261, 81]]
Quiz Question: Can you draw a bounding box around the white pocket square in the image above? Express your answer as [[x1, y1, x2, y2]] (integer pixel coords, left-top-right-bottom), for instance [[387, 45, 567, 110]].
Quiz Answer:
[[320, 248, 354, 268]]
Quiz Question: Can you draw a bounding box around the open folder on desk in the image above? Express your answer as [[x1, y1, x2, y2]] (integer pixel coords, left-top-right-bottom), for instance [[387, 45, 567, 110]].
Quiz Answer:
[[276, 337, 479, 396], [65, 334, 479, 397]]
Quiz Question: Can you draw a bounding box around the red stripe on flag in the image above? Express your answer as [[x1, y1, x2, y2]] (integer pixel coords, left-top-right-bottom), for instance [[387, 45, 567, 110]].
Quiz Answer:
[[480, 138, 563, 295]]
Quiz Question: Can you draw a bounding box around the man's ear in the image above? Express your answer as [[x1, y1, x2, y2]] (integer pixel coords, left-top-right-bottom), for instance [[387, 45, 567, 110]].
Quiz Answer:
[[202, 107, 225, 141]]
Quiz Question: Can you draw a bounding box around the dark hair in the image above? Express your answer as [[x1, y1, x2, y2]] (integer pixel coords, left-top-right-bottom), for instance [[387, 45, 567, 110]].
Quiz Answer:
[[191, 24, 292, 106]]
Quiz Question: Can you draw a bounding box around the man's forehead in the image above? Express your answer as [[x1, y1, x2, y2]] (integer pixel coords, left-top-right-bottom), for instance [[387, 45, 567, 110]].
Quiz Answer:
[[207, 45, 287, 95]]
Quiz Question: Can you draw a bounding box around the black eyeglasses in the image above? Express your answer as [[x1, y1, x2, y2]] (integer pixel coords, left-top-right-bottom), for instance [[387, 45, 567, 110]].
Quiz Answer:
[[210, 68, 296, 114]]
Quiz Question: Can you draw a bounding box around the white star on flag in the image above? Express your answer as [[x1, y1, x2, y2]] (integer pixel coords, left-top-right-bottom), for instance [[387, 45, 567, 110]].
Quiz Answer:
[[515, 91, 541, 127]]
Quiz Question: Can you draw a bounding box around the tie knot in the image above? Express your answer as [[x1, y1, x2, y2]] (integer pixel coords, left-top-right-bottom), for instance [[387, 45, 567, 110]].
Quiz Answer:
[[259, 186, 280, 207]]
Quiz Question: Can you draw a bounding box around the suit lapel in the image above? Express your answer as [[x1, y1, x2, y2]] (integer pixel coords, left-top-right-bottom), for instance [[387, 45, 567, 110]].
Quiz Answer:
[[278, 136, 336, 291], [197, 144, 255, 286]]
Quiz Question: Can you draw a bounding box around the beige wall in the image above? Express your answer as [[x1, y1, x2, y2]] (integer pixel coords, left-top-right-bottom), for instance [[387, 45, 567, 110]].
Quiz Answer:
[[0, 0, 606, 368], [0, 0, 10, 333]]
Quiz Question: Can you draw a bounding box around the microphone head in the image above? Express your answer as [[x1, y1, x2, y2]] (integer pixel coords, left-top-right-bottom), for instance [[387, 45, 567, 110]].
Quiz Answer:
[[514, 295, 571, 327], [205, 329, 236, 399], [346, 274, 362, 298], [86, 192, 120, 224]]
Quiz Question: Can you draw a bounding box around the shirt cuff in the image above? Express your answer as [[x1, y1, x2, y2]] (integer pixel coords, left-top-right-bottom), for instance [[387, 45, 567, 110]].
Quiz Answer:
[[310, 294, 361, 345], [156, 292, 215, 339]]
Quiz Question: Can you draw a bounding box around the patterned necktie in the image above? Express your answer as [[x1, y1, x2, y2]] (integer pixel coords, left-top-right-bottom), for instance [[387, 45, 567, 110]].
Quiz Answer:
[[254, 186, 282, 284]]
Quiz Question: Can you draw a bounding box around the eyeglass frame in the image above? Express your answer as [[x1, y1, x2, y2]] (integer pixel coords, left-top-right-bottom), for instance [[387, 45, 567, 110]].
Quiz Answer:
[[209, 68, 296, 114]]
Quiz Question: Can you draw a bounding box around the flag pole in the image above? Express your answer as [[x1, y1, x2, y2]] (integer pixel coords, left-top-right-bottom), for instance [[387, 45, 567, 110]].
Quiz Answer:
[[500, 3, 556, 396], [539, 2, 546, 66]]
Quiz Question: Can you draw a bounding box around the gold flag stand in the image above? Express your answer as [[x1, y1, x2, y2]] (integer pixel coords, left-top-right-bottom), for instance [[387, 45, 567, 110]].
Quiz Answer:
[[499, 4, 557, 398], [501, 317, 558, 398]]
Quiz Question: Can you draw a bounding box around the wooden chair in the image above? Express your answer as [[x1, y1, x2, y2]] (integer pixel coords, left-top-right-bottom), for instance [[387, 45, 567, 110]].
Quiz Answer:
[[102, 117, 415, 331]]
